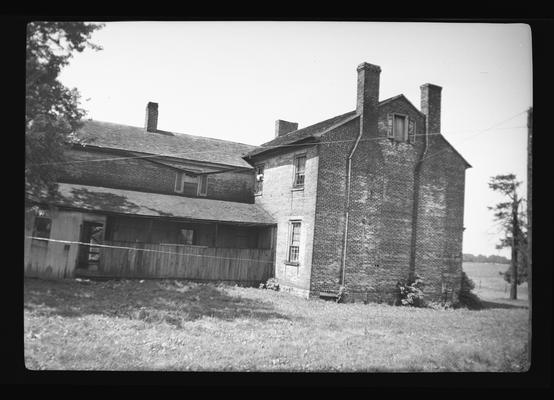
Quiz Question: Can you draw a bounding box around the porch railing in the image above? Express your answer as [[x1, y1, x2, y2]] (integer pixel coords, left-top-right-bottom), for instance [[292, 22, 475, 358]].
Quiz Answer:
[[79, 241, 274, 284]]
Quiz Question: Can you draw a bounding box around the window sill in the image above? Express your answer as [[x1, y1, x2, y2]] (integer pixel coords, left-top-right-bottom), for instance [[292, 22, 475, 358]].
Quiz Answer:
[[388, 137, 414, 145], [284, 261, 300, 266], [291, 186, 304, 192], [254, 192, 263, 197]]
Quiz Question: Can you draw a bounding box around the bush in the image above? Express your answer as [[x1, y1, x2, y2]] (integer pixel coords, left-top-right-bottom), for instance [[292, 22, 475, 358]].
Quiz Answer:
[[336, 286, 347, 303], [456, 271, 482, 310], [396, 274, 425, 307], [427, 301, 454, 310], [259, 278, 280, 291]]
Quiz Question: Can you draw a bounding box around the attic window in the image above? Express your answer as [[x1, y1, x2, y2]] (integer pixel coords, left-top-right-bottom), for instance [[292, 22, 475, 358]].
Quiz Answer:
[[387, 113, 416, 143], [393, 114, 408, 141]]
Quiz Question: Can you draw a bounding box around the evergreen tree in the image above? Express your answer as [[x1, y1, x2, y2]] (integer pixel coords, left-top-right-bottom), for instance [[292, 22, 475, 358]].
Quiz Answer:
[[488, 174, 528, 299]]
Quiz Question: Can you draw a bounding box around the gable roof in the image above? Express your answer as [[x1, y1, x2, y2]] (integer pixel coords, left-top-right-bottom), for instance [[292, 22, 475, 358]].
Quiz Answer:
[[245, 94, 423, 158], [74, 120, 256, 169], [246, 111, 358, 158], [28, 183, 276, 226], [434, 134, 472, 169], [378, 94, 426, 117]]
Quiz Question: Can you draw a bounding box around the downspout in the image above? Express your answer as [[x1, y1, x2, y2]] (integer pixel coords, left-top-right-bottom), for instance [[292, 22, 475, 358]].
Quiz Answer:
[[409, 119, 429, 281], [340, 114, 364, 285]]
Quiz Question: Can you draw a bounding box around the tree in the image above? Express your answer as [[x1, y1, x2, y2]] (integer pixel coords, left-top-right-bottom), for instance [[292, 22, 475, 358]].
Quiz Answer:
[[25, 21, 104, 197], [488, 174, 528, 299]]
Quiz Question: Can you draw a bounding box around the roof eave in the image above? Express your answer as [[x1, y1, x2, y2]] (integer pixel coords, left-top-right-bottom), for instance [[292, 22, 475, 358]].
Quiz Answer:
[[437, 134, 472, 168], [379, 94, 426, 117], [72, 144, 254, 170], [246, 113, 360, 159]]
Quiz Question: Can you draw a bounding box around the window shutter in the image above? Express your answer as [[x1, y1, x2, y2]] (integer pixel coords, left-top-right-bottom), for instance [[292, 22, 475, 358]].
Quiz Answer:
[[408, 118, 416, 143], [387, 114, 394, 138]]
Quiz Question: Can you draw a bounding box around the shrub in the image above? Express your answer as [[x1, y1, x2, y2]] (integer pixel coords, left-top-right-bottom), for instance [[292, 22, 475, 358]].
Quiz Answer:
[[456, 271, 482, 310], [259, 278, 280, 291], [336, 286, 347, 303], [396, 274, 425, 307], [427, 301, 454, 310]]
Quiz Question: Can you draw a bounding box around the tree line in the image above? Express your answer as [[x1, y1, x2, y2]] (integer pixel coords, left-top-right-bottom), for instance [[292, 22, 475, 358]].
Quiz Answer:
[[462, 253, 510, 264]]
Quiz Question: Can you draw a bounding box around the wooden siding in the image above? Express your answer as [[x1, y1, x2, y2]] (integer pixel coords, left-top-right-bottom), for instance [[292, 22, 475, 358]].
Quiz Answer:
[[105, 215, 272, 249], [25, 208, 276, 282], [24, 209, 106, 279], [78, 241, 274, 284]]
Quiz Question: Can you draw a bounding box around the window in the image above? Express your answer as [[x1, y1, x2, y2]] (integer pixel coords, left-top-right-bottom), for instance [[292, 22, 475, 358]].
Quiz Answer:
[[408, 119, 416, 143], [393, 114, 408, 141], [197, 175, 208, 196], [254, 164, 264, 195], [293, 155, 306, 188], [175, 172, 198, 194], [33, 217, 51, 239], [388, 113, 415, 143], [287, 221, 301, 264], [179, 229, 195, 245]]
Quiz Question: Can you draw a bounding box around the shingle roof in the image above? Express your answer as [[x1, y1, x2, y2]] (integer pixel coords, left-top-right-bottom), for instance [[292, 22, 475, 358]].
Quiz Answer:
[[246, 111, 358, 158], [245, 95, 431, 158], [74, 120, 256, 169], [29, 183, 276, 225]]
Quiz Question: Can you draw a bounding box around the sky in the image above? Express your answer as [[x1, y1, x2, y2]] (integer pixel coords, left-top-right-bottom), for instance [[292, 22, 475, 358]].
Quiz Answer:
[[58, 21, 532, 257]]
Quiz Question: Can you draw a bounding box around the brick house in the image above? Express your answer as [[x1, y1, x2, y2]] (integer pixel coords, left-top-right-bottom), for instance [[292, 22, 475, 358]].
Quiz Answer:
[[245, 62, 470, 303], [24, 102, 276, 281], [25, 61, 470, 304]]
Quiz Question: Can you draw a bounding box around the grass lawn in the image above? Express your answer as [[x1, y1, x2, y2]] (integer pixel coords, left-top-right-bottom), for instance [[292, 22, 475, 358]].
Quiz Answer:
[[24, 265, 530, 372]]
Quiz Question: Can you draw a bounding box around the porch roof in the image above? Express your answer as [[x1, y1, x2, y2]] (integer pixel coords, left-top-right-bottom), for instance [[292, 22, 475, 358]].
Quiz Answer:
[[29, 183, 276, 226]]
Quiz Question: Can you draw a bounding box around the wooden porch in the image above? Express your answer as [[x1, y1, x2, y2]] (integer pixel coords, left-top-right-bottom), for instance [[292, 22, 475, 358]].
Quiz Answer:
[[74, 241, 274, 284]]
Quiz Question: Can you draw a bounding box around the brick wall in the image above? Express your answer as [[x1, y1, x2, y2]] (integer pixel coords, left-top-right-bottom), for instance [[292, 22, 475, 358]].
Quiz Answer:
[[310, 96, 465, 304], [250, 145, 319, 298], [58, 148, 254, 203], [310, 118, 359, 297], [414, 136, 467, 302]]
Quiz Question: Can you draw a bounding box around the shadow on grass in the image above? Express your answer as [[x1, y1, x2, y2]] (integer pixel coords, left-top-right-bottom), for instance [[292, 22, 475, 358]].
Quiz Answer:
[[24, 278, 290, 326], [479, 299, 529, 310]]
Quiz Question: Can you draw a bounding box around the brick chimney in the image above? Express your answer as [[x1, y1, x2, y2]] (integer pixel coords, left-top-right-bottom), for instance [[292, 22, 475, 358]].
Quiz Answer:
[[145, 102, 159, 132], [275, 119, 298, 137], [420, 84, 442, 134], [356, 62, 381, 136]]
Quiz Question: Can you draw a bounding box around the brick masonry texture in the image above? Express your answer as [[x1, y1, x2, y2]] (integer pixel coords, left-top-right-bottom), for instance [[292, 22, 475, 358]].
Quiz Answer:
[[251, 146, 319, 298], [309, 95, 466, 303], [414, 136, 467, 302], [58, 148, 254, 203], [49, 68, 467, 304]]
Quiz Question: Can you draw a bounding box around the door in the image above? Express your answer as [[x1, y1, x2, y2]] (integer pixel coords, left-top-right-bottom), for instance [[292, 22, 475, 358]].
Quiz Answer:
[[78, 221, 104, 270]]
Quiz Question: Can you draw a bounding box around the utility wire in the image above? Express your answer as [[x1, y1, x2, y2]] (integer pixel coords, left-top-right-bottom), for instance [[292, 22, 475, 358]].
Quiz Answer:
[[419, 110, 528, 163], [25, 236, 275, 265]]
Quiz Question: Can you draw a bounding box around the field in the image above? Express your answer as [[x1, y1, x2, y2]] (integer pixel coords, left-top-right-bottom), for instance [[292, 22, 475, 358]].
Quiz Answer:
[[24, 262, 530, 372], [463, 262, 528, 303]]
